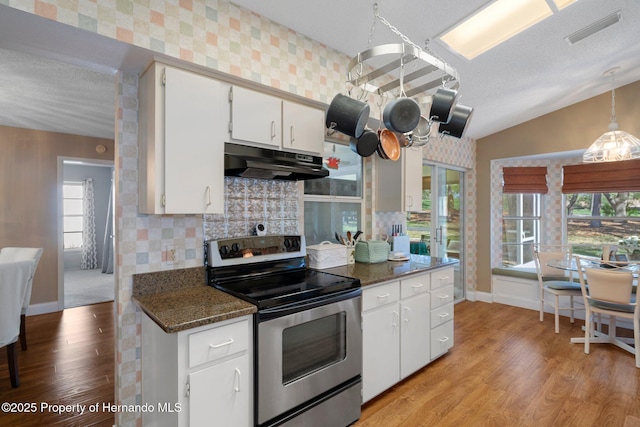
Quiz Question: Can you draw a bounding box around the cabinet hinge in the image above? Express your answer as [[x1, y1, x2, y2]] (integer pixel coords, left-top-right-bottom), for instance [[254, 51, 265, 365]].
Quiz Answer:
[[228, 122, 233, 133], [162, 194, 166, 207], [185, 380, 190, 398], [162, 69, 166, 86], [228, 86, 233, 102]]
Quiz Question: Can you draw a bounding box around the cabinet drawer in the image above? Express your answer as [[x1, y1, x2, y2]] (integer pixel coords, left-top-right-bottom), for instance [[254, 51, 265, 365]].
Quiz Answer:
[[189, 319, 249, 368], [430, 321, 454, 360], [430, 285, 454, 310], [400, 274, 430, 299], [362, 281, 400, 311], [431, 268, 454, 290], [430, 303, 453, 328]]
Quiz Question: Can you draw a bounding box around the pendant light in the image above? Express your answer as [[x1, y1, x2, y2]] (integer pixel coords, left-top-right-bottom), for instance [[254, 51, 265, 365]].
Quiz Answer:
[[583, 68, 640, 163]]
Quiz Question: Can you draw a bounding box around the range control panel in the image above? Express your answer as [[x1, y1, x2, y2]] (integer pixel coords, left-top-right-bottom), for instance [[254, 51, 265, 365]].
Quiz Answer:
[[207, 235, 304, 265]]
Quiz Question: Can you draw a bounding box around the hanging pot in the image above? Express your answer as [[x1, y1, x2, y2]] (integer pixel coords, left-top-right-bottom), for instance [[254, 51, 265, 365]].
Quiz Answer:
[[383, 97, 421, 133], [325, 93, 370, 139], [350, 129, 379, 157], [439, 104, 474, 138], [378, 129, 400, 161], [430, 87, 458, 123]]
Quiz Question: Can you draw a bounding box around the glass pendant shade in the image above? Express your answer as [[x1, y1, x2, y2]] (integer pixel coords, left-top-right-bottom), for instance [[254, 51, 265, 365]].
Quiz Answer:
[[583, 122, 640, 163], [583, 71, 640, 163]]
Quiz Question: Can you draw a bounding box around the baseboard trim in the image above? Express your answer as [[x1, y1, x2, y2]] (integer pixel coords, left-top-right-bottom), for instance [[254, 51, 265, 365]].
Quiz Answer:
[[26, 301, 61, 316]]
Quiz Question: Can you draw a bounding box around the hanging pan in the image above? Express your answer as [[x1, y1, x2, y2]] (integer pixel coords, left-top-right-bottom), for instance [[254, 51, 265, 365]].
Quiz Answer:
[[382, 57, 421, 133], [325, 93, 370, 139], [430, 87, 458, 123], [438, 104, 474, 138], [350, 129, 379, 157]]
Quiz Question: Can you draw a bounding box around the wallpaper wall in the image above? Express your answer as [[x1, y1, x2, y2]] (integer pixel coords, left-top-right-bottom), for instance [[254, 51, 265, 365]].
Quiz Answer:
[[7, 1, 476, 426]]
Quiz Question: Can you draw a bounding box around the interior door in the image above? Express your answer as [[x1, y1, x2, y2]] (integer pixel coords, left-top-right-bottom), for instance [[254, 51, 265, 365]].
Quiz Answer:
[[419, 165, 465, 301]]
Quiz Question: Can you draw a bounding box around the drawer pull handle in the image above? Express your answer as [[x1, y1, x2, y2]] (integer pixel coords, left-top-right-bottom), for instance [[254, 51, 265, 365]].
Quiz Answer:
[[439, 294, 449, 300], [377, 293, 391, 299], [439, 312, 450, 318], [411, 283, 424, 288], [439, 276, 450, 281], [210, 338, 234, 349], [234, 368, 241, 392], [438, 336, 450, 343]]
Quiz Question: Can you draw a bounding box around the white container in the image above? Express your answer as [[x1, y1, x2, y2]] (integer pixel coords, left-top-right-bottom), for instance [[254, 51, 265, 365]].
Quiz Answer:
[[307, 241, 348, 269], [392, 235, 410, 256]]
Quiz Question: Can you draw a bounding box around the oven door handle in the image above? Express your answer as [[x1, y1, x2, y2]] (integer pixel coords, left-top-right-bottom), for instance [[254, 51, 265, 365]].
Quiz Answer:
[[258, 288, 361, 321]]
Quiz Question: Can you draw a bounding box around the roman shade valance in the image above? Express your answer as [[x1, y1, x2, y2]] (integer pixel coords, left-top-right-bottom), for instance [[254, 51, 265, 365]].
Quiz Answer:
[[562, 159, 640, 193], [502, 166, 548, 193]]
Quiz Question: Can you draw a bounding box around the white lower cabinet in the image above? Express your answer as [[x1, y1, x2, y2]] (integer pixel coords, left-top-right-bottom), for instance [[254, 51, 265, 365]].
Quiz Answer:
[[141, 314, 252, 427], [362, 267, 454, 403]]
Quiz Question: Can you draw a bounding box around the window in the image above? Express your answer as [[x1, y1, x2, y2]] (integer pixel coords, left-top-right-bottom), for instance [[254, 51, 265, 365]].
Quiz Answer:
[[303, 141, 363, 245], [565, 191, 640, 257], [502, 193, 541, 267], [63, 182, 83, 249]]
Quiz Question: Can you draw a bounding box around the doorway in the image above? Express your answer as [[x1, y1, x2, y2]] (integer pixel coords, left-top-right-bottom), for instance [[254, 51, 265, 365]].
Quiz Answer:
[[60, 159, 114, 309], [407, 164, 465, 301]]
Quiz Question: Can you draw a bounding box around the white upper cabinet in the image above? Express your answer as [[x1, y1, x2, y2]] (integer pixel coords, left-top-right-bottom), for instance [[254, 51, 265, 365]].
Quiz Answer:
[[376, 146, 424, 212], [282, 100, 324, 155], [230, 85, 282, 149], [138, 62, 225, 214], [230, 85, 324, 155]]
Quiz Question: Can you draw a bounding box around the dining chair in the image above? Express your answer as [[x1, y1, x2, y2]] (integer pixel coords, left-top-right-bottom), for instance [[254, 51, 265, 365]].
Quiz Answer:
[[0, 260, 35, 387], [575, 257, 639, 368], [0, 247, 43, 350], [533, 244, 582, 333]]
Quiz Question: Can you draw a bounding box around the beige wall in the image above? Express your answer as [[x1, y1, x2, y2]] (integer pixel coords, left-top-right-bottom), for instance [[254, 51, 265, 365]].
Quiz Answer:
[[475, 79, 640, 293], [0, 125, 114, 305]]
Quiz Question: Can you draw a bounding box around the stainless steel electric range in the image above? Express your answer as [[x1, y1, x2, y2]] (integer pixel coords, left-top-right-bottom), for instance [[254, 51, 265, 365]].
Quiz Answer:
[[206, 235, 362, 427]]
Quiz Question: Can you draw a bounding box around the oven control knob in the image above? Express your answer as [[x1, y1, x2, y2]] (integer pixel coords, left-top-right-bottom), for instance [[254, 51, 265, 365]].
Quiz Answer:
[[284, 239, 291, 248], [219, 245, 229, 257], [291, 238, 299, 248], [231, 243, 240, 253]]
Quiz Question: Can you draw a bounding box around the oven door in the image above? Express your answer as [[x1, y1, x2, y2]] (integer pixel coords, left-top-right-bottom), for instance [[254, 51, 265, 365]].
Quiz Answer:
[[257, 292, 362, 425]]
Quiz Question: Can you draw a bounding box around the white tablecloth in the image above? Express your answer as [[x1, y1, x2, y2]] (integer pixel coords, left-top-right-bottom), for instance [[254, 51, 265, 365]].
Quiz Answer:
[[0, 261, 34, 346]]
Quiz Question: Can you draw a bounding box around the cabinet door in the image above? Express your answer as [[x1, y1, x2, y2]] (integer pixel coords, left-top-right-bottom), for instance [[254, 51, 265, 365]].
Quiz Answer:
[[164, 67, 224, 214], [189, 354, 250, 427], [403, 146, 424, 211], [282, 101, 324, 155], [362, 304, 400, 402], [230, 86, 281, 148], [400, 293, 430, 379]]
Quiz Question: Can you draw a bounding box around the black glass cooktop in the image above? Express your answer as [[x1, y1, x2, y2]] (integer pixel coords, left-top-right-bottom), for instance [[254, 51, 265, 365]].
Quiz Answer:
[[209, 264, 360, 310]]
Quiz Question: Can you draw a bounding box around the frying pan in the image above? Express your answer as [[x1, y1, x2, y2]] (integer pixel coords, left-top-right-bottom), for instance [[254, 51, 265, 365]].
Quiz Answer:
[[350, 129, 379, 157], [378, 129, 400, 161]]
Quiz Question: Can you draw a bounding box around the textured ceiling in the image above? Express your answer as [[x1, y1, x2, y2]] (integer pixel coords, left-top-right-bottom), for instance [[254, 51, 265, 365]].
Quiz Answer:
[[0, 0, 639, 141]]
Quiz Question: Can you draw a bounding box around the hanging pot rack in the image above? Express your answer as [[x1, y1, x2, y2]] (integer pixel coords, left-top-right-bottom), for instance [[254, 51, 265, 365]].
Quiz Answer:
[[346, 4, 459, 101]]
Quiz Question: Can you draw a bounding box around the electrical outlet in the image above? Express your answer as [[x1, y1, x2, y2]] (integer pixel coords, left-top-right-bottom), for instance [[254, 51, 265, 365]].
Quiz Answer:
[[166, 246, 177, 265]]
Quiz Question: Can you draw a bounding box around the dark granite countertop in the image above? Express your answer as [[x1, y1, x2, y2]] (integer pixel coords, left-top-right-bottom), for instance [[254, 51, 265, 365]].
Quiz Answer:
[[132, 256, 457, 333], [318, 255, 458, 287], [132, 266, 256, 333]]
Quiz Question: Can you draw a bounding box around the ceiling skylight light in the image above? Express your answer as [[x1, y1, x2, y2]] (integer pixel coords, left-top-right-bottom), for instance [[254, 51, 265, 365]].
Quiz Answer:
[[439, 0, 559, 60]]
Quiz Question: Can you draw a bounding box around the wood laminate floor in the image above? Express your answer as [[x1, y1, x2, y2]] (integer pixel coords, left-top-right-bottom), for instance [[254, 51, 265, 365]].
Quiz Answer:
[[357, 300, 640, 427], [1, 300, 638, 427], [0, 302, 115, 427]]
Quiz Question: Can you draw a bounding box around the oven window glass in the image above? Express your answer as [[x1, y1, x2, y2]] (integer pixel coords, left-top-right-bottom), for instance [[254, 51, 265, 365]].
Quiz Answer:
[[282, 312, 346, 385]]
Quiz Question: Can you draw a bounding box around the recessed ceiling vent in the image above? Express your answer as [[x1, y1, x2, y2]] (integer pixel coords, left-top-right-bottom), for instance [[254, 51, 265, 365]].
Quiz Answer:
[[564, 10, 622, 45]]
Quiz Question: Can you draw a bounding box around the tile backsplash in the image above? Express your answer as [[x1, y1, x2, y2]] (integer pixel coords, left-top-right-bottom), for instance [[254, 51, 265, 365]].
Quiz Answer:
[[203, 177, 300, 240]]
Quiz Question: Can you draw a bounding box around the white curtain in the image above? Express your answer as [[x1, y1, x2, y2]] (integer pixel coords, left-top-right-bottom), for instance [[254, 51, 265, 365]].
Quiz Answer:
[[81, 178, 98, 270]]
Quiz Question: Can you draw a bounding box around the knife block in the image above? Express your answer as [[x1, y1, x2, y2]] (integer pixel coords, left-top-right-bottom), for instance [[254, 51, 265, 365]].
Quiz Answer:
[[391, 235, 410, 256]]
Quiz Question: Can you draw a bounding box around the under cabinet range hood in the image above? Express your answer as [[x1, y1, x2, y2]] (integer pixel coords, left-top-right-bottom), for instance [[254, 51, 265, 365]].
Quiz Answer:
[[224, 143, 329, 180]]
